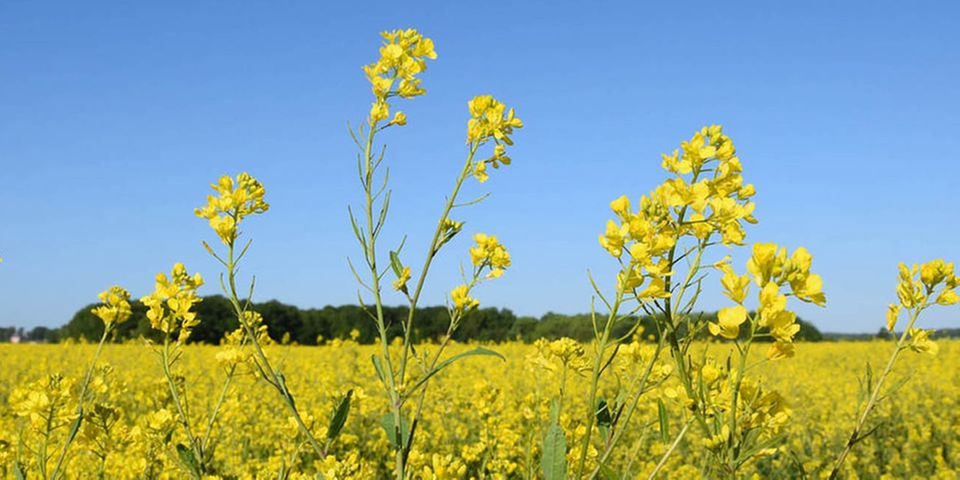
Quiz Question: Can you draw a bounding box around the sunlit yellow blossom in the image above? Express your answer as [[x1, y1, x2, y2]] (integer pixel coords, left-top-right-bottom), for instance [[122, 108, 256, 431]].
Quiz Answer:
[[450, 284, 479, 311], [390, 111, 407, 126], [195, 172, 269, 246], [908, 328, 938, 355], [469, 233, 511, 278], [886, 303, 900, 331], [599, 220, 628, 257], [91, 286, 132, 328], [140, 263, 203, 340], [393, 266, 411, 291], [709, 305, 747, 340], [466, 95, 523, 145]]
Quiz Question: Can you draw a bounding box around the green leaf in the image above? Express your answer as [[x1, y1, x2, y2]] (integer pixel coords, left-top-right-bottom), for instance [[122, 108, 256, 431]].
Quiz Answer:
[[176, 443, 201, 477], [326, 389, 353, 441], [541, 422, 567, 480], [596, 397, 612, 441], [549, 398, 560, 424], [371, 355, 386, 385], [380, 412, 410, 449], [407, 347, 505, 394], [64, 413, 84, 446], [13, 462, 25, 480], [596, 398, 612, 427], [389, 250, 403, 277], [657, 399, 670, 442]]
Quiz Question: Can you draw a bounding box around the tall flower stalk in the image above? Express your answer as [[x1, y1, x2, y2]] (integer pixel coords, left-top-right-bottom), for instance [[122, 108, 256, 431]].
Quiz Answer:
[[196, 173, 351, 465], [47, 287, 132, 480], [348, 28, 521, 479], [829, 260, 957, 479]]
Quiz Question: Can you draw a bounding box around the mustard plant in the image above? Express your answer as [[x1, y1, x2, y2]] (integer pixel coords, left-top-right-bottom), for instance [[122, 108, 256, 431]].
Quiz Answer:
[[11, 286, 131, 479], [197, 172, 355, 471], [829, 259, 957, 478], [348, 28, 521, 478], [141, 262, 222, 477], [547, 126, 827, 479]]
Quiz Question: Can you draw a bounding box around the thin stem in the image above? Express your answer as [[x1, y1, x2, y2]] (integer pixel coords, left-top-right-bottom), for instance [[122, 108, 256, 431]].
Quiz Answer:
[[647, 419, 693, 479], [589, 337, 666, 478], [358, 120, 407, 479], [398, 143, 479, 385], [161, 334, 205, 477], [223, 239, 326, 460], [828, 307, 921, 479], [49, 327, 111, 479], [575, 290, 624, 477]]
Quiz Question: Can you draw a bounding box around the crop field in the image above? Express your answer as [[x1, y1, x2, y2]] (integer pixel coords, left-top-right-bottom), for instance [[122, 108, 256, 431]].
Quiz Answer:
[[2, 19, 959, 480], [1, 341, 958, 479]]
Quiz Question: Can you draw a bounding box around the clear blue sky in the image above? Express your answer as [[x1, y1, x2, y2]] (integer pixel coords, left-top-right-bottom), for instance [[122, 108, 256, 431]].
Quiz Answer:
[[1, 1, 958, 333]]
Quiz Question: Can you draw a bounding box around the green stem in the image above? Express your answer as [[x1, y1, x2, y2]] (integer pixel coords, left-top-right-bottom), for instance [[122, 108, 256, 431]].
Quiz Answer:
[[49, 327, 111, 479], [575, 291, 624, 477], [223, 239, 326, 460], [161, 334, 205, 477], [588, 337, 666, 478], [648, 419, 692, 479], [828, 307, 922, 479], [359, 121, 406, 479], [397, 143, 478, 391]]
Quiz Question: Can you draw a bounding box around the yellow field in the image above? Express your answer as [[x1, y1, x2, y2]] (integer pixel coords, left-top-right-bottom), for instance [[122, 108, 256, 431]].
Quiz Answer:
[[1, 340, 957, 479]]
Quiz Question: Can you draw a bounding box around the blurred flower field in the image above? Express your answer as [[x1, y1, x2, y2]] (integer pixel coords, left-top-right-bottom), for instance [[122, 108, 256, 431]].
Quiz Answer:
[[1, 339, 957, 479]]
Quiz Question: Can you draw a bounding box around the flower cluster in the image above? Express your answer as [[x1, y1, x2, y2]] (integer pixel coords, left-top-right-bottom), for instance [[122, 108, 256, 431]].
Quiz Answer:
[[91, 286, 132, 328], [886, 259, 958, 355], [712, 243, 826, 359], [469, 233, 511, 279], [195, 173, 269, 246], [141, 263, 204, 341], [450, 234, 511, 313], [467, 95, 523, 182], [600, 125, 756, 301], [450, 284, 479, 312], [364, 28, 437, 126], [10, 374, 75, 433]]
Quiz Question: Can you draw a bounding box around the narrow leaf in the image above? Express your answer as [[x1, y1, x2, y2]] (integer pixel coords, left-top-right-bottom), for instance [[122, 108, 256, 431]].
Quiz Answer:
[[657, 399, 670, 442], [541, 422, 567, 480], [380, 412, 410, 449], [176, 443, 201, 476], [326, 389, 353, 441], [408, 347, 505, 394]]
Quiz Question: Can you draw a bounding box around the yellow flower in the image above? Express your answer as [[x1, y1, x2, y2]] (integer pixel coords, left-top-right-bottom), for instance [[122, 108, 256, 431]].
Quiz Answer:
[[195, 172, 269, 246], [908, 328, 938, 355], [920, 259, 953, 289], [91, 286, 132, 328], [767, 341, 796, 360], [390, 111, 407, 126], [936, 288, 958, 306], [469, 233, 511, 278], [747, 243, 780, 286], [599, 220, 628, 257], [709, 305, 747, 340], [610, 195, 631, 219], [141, 263, 204, 338], [369, 100, 390, 125], [886, 303, 900, 331], [720, 269, 751, 305], [393, 266, 411, 291], [451, 284, 479, 311], [466, 95, 523, 145], [363, 29, 436, 125], [473, 159, 489, 182]]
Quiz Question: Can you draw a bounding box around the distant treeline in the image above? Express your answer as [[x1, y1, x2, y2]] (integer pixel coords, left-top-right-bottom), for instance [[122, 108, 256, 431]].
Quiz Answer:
[[0, 295, 896, 345]]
